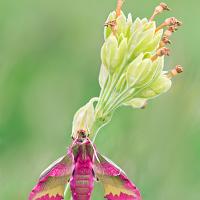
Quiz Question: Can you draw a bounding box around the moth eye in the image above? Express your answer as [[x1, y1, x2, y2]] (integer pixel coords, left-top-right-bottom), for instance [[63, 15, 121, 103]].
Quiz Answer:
[[72, 136, 75, 140]]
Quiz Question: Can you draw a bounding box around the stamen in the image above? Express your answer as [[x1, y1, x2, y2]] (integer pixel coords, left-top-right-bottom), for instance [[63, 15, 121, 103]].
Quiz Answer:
[[149, 2, 171, 21], [156, 17, 182, 32], [116, 0, 125, 17], [159, 36, 171, 48], [164, 25, 178, 37], [151, 47, 170, 61], [159, 23, 181, 48], [167, 65, 183, 79]]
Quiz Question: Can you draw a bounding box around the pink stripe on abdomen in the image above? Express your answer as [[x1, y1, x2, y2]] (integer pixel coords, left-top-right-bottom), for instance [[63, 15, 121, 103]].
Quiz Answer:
[[70, 167, 94, 200]]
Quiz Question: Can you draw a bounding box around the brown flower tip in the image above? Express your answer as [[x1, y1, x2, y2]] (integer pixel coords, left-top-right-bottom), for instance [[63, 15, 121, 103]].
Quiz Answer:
[[160, 3, 171, 11], [157, 47, 170, 56], [160, 36, 171, 47], [151, 47, 170, 61], [175, 65, 184, 73], [165, 17, 182, 27], [156, 17, 182, 32], [167, 65, 183, 79]]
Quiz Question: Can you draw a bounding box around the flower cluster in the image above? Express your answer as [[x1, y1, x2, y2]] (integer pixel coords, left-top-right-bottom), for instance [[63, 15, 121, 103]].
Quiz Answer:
[[72, 2, 183, 138]]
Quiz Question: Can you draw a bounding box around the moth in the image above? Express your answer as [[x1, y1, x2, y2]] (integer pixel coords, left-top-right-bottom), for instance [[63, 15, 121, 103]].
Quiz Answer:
[[29, 130, 141, 200]]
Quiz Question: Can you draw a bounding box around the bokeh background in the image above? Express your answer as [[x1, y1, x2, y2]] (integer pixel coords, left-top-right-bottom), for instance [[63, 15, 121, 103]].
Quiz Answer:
[[0, 0, 199, 199]]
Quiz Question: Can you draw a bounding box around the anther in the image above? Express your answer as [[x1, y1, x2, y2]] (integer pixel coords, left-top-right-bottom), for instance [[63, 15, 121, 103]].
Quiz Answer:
[[149, 2, 171, 21], [164, 25, 178, 37], [160, 3, 171, 11], [151, 47, 170, 61], [159, 36, 172, 48], [167, 65, 183, 79], [156, 17, 182, 32], [165, 17, 182, 27]]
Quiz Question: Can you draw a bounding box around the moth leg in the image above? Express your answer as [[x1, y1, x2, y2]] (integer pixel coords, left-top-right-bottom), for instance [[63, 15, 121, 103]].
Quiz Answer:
[[92, 169, 99, 182]]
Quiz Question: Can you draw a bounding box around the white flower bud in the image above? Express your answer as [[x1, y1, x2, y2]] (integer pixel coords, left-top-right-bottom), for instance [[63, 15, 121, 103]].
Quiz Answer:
[[124, 98, 147, 109], [138, 75, 172, 98], [72, 98, 98, 137], [99, 64, 109, 89]]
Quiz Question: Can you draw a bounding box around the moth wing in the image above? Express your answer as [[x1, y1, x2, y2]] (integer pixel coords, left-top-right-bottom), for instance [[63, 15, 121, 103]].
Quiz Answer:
[[29, 153, 74, 200], [94, 153, 141, 200]]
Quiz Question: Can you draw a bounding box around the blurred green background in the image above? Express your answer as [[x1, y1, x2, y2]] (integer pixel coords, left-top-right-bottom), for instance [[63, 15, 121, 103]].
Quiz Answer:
[[0, 0, 199, 199]]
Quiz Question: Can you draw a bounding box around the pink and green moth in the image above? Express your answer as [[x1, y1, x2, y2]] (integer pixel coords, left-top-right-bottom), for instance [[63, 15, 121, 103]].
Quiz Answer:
[[29, 130, 141, 200]]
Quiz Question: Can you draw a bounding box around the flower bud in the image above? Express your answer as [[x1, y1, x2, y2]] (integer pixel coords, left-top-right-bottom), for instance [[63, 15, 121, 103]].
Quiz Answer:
[[116, 12, 127, 35], [101, 35, 128, 75], [138, 75, 172, 98], [126, 53, 144, 86], [72, 98, 98, 137], [101, 35, 118, 71], [124, 98, 147, 109], [99, 64, 109, 88]]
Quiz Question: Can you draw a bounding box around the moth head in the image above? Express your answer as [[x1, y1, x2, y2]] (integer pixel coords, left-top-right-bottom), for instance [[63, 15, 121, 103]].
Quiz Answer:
[[75, 129, 88, 143]]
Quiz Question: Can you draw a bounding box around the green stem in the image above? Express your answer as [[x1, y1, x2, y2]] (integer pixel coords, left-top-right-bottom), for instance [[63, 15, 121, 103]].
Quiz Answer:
[[106, 87, 145, 114], [95, 75, 110, 112]]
